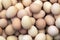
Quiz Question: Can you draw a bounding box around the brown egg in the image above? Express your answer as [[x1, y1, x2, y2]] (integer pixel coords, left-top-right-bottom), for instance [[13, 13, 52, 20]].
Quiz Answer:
[[6, 6, 18, 18], [50, 0, 57, 3], [11, 0, 17, 5], [22, 0, 32, 7], [2, 0, 12, 9], [0, 27, 3, 35], [15, 3, 24, 10], [0, 10, 6, 18], [11, 17, 21, 30], [5, 24, 15, 35], [33, 10, 45, 19], [36, 18, 46, 29], [58, 0, 60, 4], [17, 9, 28, 19], [25, 7, 32, 17], [45, 15, 55, 25], [30, 0, 43, 13], [0, 19, 8, 28]]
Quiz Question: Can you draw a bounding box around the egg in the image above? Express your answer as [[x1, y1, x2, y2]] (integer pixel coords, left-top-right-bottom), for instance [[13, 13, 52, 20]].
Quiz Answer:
[[6, 6, 18, 18], [50, 0, 57, 3], [22, 16, 32, 29], [55, 17, 60, 28], [30, 0, 43, 13], [45, 15, 55, 25], [7, 36, 17, 40], [47, 26, 59, 36], [0, 19, 7, 28], [28, 26, 38, 37], [15, 3, 24, 10], [0, 27, 3, 35], [11, 17, 21, 30], [17, 9, 28, 19], [18, 35, 24, 40], [22, 0, 32, 7], [43, 2, 52, 13], [5, 24, 15, 35], [0, 10, 6, 18], [46, 34, 53, 40], [36, 18, 46, 29], [0, 2, 2, 11], [0, 36, 6, 40], [51, 3, 60, 15], [39, 29, 45, 33], [58, 0, 60, 4], [22, 35, 32, 40], [11, 0, 17, 5], [2, 0, 12, 9], [33, 10, 45, 19], [35, 33, 46, 40]]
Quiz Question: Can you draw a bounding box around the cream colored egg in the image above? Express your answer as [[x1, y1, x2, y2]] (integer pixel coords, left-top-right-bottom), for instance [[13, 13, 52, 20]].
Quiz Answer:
[[5, 24, 15, 35], [22, 0, 32, 6], [17, 9, 28, 19], [22, 16, 32, 29], [51, 3, 60, 15], [43, 2, 52, 13], [12, 17, 21, 30], [45, 15, 55, 25], [47, 26, 59, 36], [0, 19, 7, 28], [2, 0, 12, 9], [15, 3, 24, 10], [0, 36, 6, 40], [22, 35, 32, 40], [28, 26, 38, 37], [7, 36, 17, 40], [50, 0, 57, 3], [6, 6, 18, 18], [35, 33, 46, 40], [11, 0, 17, 5]]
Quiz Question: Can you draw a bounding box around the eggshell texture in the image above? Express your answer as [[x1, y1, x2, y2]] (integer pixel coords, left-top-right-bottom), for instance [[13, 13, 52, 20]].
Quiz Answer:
[[45, 15, 55, 25], [7, 36, 17, 40], [2, 0, 12, 9], [11, 0, 17, 5], [50, 0, 57, 3], [18, 35, 24, 40], [6, 6, 18, 18], [0, 19, 7, 28], [25, 7, 32, 17], [55, 17, 60, 28], [15, 3, 24, 10], [17, 9, 28, 19], [0, 10, 6, 18], [36, 18, 46, 29], [43, 2, 52, 13], [0, 3, 2, 11], [47, 26, 59, 36], [33, 10, 45, 19], [28, 26, 38, 37], [0, 36, 6, 40], [35, 33, 46, 40], [30, 0, 43, 13], [22, 16, 32, 29], [46, 34, 53, 40], [12, 17, 21, 30], [0, 27, 3, 35], [22, 0, 32, 7], [5, 24, 15, 35], [51, 3, 60, 15], [22, 35, 32, 40]]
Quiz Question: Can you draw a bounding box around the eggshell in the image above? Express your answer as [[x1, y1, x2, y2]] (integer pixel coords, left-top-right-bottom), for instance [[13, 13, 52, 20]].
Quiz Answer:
[[22, 16, 32, 29], [2, 0, 12, 9], [5, 24, 15, 35], [18, 35, 24, 40], [0, 27, 3, 35], [36, 18, 46, 29], [12, 17, 21, 30], [6, 6, 18, 18], [45, 15, 55, 25], [22, 0, 32, 6], [28, 26, 38, 37], [35, 33, 46, 40], [0, 36, 6, 40], [43, 2, 52, 13], [50, 0, 57, 3], [11, 0, 17, 5], [51, 3, 60, 15], [47, 26, 59, 36]]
